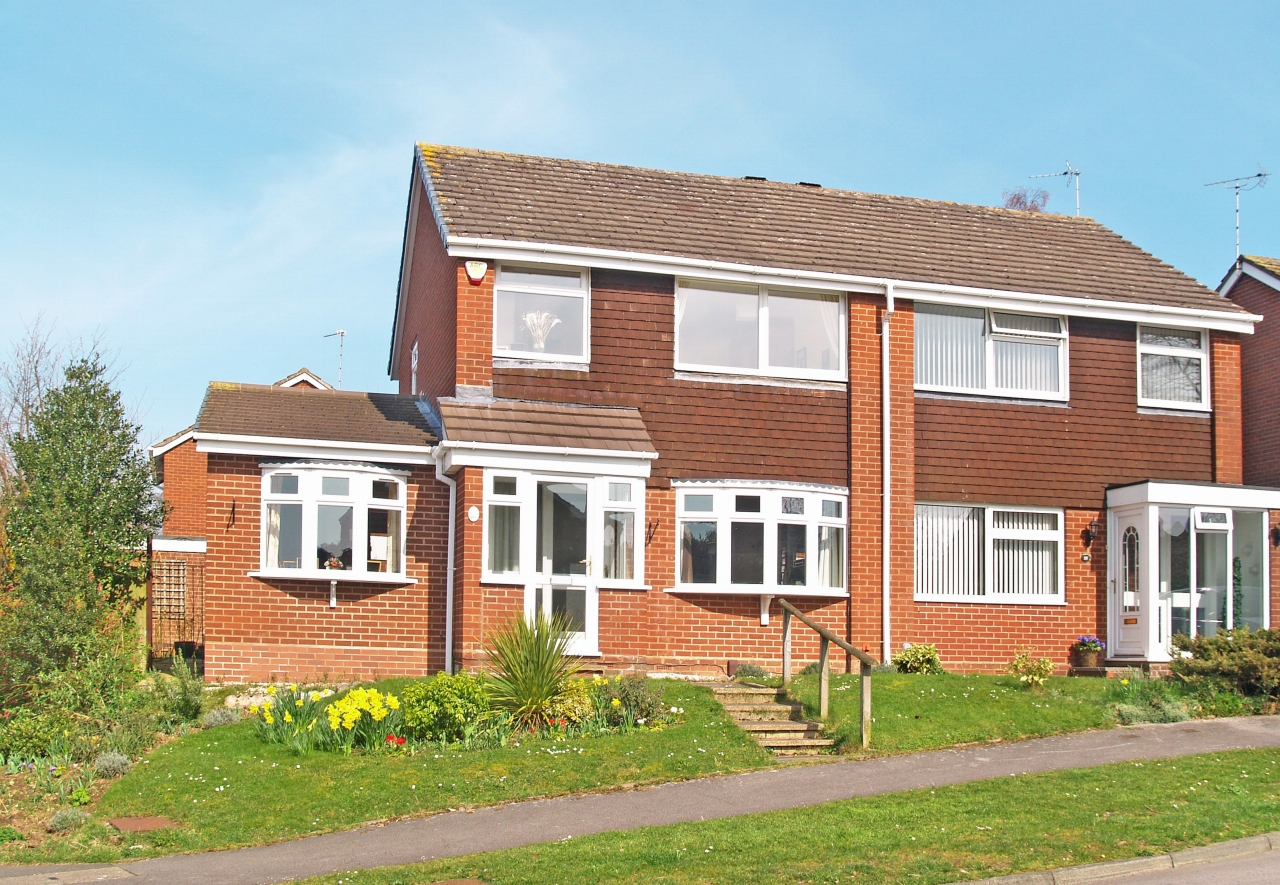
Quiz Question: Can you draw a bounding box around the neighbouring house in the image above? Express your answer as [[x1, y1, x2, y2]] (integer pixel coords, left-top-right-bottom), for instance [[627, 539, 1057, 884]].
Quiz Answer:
[[1221, 255, 1280, 488], [148, 145, 1280, 682]]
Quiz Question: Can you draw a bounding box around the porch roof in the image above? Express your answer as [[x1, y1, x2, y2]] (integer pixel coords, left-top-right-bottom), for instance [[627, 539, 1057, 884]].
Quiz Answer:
[[1106, 480, 1280, 510], [436, 398, 656, 455]]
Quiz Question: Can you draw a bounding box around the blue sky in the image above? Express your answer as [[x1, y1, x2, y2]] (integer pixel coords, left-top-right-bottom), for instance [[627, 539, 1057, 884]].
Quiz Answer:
[[1, 2, 1276, 444]]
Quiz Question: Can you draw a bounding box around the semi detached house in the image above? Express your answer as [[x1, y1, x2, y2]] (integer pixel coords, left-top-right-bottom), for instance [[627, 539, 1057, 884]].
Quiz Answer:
[[149, 145, 1280, 682]]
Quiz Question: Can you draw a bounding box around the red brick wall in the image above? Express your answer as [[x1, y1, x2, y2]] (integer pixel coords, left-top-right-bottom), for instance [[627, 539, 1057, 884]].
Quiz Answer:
[[1229, 276, 1280, 486], [395, 177, 458, 400], [456, 265, 494, 391], [200, 454, 451, 682], [1211, 333, 1243, 485], [160, 439, 207, 537]]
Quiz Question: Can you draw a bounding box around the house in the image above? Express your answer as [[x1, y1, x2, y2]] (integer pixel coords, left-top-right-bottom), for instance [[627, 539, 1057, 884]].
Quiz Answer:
[[148, 145, 1280, 682], [1221, 255, 1280, 488]]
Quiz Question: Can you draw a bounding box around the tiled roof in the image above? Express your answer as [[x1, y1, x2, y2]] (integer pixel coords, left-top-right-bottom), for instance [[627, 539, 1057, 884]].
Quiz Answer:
[[438, 398, 655, 454], [1245, 254, 1280, 277], [197, 383, 436, 448], [419, 144, 1243, 315]]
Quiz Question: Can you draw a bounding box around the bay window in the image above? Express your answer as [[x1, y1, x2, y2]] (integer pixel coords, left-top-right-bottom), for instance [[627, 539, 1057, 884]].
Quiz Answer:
[[493, 264, 589, 362], [674, 484, 848, 595], [1137, 325, 1210, 410], [914, 303, 1067, 400], [914, 503, 1064, 603], [675, 281, 846, 381], [260, 466, 408, 579]]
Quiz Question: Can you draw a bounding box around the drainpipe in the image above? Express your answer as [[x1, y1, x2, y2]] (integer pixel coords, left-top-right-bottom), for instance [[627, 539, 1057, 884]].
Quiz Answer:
[[882, 284, 895, 663], [434, 453, 458, 675]]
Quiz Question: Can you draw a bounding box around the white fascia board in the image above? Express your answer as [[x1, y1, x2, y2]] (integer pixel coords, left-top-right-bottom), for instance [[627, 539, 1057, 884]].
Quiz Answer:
[[447, 236, 1262, 334], [194, 433, 434, 466], [1107, 481, 1280, 510], [437, 441, 655, 478], [671, 478, 850, 495], [1241, 261, 1280, 293], [152, 536, 207, 554], [149, 429, 195, 459]]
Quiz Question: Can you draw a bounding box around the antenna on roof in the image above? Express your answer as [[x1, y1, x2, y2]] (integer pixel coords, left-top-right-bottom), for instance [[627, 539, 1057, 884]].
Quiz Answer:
[[323, 329, 346, 389], [1204, 167, 1269, 258], [1031, 162, 1081, 216]]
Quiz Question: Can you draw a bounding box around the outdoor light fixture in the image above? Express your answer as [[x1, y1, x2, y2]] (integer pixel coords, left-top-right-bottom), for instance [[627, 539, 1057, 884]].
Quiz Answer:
[[1084, 519, 1102, 548], [1272, 526, 1280, 548]]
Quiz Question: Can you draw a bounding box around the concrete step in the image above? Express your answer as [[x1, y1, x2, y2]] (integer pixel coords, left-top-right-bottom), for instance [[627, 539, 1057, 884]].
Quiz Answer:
[[767, 738, 837, 756], [738, 721, 826, 744], [720, 702, 803, 721], [709, 684, 780, 701]]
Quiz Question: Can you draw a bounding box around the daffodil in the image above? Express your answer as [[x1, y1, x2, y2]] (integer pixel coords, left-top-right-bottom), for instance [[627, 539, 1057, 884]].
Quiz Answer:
[[284, 712, 293, 723], [611, 698, 622, 708]]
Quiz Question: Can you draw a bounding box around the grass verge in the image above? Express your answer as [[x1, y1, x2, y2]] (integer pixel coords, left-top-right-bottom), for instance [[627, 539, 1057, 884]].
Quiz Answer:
[[0, 681, 770, 864], [290, 746, 1280, 885]]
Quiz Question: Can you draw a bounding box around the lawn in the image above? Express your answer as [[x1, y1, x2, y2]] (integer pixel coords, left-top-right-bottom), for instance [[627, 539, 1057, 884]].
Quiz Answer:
[[0, 680, 772, 865], [783, 671, 1116, 753], [289, 747, 1280, 885]]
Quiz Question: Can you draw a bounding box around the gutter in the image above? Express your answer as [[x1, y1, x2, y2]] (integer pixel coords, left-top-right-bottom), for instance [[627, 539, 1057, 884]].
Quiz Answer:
[[882, 284, 895, 663]]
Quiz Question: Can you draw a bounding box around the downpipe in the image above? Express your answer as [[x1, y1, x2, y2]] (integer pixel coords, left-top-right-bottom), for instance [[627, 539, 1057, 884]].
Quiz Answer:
[[881, 284, 895, 663]]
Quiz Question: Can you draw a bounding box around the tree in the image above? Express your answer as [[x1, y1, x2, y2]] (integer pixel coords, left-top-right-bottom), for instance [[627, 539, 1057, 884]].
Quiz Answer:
[[1002, 187, 1050, 213]]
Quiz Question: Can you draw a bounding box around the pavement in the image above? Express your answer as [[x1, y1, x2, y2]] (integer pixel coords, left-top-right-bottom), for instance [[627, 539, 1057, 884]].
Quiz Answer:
[[2, 715, 1278, 885]]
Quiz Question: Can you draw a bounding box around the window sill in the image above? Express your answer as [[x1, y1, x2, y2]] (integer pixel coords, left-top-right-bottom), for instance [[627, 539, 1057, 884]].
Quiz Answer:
[[665, 585, 848, 598], [914, 389, 1069, 407], [249, 570, 417, 586], [1137, 404, 1212, 417], [674, 370, 846, 391], [494, 358, 590, 372], [914, 594, 1065, 606], [599, 582, 651, 591]]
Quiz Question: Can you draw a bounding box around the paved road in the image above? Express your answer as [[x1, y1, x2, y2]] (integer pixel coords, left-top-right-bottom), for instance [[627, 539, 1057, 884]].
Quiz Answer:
[[2, 716, 1278, 885], [1117, 850, 1280, 884]]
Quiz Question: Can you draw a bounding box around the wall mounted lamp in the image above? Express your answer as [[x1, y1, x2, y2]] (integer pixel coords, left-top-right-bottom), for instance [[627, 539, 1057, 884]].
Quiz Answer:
[[1083, 519, 1102, 549], [1272, 526, 1280, 548]]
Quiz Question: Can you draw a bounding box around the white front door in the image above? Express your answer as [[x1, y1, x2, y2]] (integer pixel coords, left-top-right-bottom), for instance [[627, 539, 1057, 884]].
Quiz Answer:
[[530, 479, 598, 656], [1110, 508, 1145, 657]]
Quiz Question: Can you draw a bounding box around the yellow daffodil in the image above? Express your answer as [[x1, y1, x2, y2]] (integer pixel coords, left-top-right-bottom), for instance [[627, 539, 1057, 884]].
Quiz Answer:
[[284, 712, 293, 723], [611, 698, 622, 708], [296, 699, 304, 707]]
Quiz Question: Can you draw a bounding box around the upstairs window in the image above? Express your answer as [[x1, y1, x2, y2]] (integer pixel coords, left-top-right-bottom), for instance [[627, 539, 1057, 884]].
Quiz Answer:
[[493, 264, 588, 362], [1137, 325, 1209, 411], [675, 281, 846, 381], [915, 304, 1067, 400]]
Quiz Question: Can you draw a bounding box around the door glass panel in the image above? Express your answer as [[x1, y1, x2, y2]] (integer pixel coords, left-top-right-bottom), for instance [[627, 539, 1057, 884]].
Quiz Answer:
[[680, 522, 717, 583], [731, 522, 764, 584], [1160, 508, 1192, 638], [536, 482, 588, 576], [603, 511, 635, 580], [778, 524, 807, 586], [552, 587, 586, 633], [1122, 526, 1140, 611], [1196, 530, 1229, 637], [317, 504, 353, 570], [1233, 511, 1266, 631]]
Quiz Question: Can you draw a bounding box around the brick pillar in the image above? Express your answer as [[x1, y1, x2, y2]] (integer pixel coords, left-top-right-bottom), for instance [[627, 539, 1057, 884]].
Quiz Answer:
[[455, 263, 494, 393], [1211, 332, 1243, 485]]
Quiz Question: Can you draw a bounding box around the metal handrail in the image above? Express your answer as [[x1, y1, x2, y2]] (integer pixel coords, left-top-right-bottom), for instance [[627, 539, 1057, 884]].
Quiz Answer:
[[776, 597, 877, 749]]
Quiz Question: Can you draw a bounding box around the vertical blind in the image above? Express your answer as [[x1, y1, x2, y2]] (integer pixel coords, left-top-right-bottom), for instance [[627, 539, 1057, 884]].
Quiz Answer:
[[916, 303, 1065, 396], [915, 305, 986, 389], [916, 505, 1062, 599], [914, 505, 984, 597]]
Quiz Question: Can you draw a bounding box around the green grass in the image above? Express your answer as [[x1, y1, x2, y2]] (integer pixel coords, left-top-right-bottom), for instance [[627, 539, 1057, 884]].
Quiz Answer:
[[785, 671, 1116, 753], [290, 747, 1280, 885], [0, 681, 771, 865]]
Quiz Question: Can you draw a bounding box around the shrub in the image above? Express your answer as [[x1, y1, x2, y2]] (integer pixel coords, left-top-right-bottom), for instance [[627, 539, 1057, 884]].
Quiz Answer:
[[161, 651, 205, 723], [101, 708, 159, 759], [47, 808, 89, 833], [597, 674, 664, 727], [92, 750, 131, 778], [733, 663, 768, 681], [320, 687, 402, 754], [0, 708, 69, 759], [201, 707, 240, 729], [1170, 628, 1280, 698], [547, 678, 595, 726], [891, 644, 945, 675], [251, 685, 334, 755], [402, 672, 489, 743], [0, 825, 22, 843], [68, 786, 91, 806], [1007, 646, 1054, 688], [486, 611, 581, 731]]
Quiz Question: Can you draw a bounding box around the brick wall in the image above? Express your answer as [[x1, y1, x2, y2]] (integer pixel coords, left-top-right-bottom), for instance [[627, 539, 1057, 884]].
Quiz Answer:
[[1211, 332, 1244, 485], [1228, 276, 1280, 486], [160, 439, 207, 536], [201, 454, 451, 682], [395, 171, 459, 399]]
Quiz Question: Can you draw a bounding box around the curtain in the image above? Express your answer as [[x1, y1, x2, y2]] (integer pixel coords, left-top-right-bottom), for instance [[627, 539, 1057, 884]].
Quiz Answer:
[[818, 526, 844, 588], [915, 304, 985, 389], [603, 511, 634, 580], [915, 505, 983, 597], [488, 504, 521, 573], [266, 504, 281, 567]]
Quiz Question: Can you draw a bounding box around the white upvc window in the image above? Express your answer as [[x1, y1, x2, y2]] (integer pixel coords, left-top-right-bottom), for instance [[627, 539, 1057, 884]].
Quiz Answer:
[[493, 264, 590, 363], [1137, 325, 1210, 411], [914, 503, 1064, 604], [673, 483, 848, 595], [914, 303, 1069, 401], [259, 465, 408, 580], [480, 470, 645, 589], [674, 280, 847, 381]]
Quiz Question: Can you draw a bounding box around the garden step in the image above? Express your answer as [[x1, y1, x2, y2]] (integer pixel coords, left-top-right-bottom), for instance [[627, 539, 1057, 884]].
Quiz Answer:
[[719, 702, 803, 721], [767, 738, 837, 756], [709, 685, 783, 704], [737, 719, 823, 733]]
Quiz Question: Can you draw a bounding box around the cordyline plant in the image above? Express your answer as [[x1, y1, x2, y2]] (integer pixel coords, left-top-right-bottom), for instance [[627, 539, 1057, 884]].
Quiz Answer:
[[485, 610, 581, 731]]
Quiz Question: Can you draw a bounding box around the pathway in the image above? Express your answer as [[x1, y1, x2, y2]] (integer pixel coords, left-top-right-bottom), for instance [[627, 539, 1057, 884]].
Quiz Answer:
[[3, 716, 1279, 885]]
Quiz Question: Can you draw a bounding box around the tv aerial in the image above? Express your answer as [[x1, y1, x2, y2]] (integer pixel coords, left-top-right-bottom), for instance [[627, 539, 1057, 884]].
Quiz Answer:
[[1205, 167, 1269, 258], [1031, 162, 1081, 217], [324, 329, 347, 389]]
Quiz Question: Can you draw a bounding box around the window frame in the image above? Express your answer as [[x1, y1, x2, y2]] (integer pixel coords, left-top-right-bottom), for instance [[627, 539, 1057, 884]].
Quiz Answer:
[[913, 303, 1070, 402], [257, 464, 409, 582], [492, 263, 591, 365], [913, 502, 1065, 605], [674, 280, 848, 382], [1136, 324, 1211, 412], [479, 469, 646, 589], [672, 483, 849, 596]]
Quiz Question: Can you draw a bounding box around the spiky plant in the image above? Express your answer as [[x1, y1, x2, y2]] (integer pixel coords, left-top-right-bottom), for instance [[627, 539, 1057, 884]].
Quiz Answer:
[[485, 610, 580, 730]]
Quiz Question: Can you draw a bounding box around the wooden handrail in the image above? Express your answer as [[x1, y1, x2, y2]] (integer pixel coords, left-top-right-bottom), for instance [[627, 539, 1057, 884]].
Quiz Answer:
[[776, 597, 877, 749]]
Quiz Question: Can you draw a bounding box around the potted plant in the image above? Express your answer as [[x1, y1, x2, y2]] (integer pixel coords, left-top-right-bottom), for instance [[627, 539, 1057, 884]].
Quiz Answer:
[[1072, 635, 1105, 668]]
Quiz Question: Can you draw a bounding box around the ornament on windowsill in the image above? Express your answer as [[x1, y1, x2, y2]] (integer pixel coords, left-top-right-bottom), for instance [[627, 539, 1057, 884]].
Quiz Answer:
[[522, 310, 561, 353]]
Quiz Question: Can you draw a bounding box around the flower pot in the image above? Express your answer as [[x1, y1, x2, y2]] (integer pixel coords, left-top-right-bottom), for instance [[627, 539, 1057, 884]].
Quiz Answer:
[[1074, 649, 1100, 669]]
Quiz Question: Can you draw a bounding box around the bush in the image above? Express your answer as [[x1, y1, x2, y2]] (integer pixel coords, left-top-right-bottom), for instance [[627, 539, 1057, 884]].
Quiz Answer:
[[597, 674, 664, 727], [733, 663, 768, 681], [93, 750, 131, 778], [201, 707, 240, 729], [0, 825, 22, 843], [548, 678, 595, 726], [161, 651, 204, 723], [891, 644, 945, 675], [47, 808, 89, 833], [402, 672, 489, 742], [486, 611, 581, 731], [1170, 628, 1280, 698], [101, 708, 159, 759], [1007, 646, 1054, 688], [0, 708, 69, 759]]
